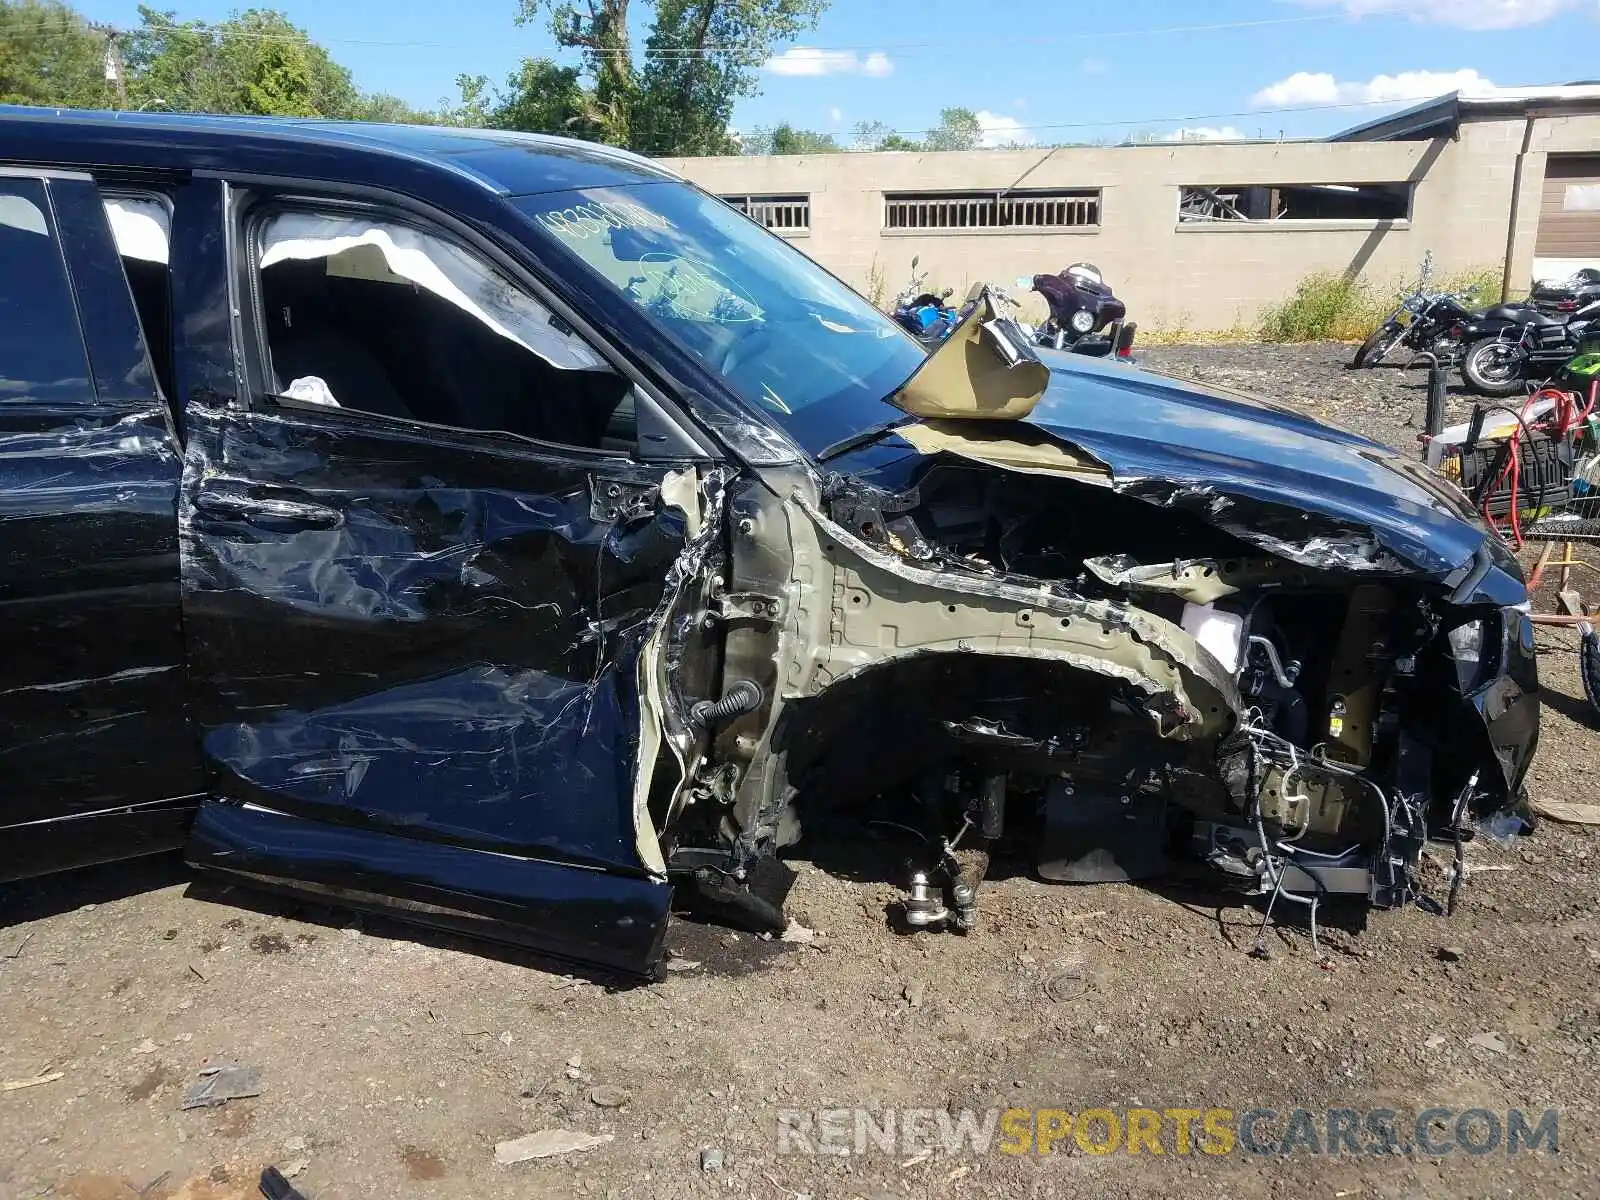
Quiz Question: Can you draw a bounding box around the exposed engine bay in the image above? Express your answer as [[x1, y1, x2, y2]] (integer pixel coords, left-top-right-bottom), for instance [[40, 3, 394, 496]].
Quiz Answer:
[[660, 437, 1534, 954]]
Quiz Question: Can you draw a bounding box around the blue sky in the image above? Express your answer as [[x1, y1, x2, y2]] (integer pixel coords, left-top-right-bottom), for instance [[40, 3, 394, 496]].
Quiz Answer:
[[69, 0, 1600, 143]]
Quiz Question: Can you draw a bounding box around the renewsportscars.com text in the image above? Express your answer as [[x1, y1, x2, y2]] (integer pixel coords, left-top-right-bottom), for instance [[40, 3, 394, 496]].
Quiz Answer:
[[776, 1106, 1559, 1158]]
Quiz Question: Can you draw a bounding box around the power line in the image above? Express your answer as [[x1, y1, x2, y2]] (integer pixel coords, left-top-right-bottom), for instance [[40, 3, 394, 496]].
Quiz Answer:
[[0, 9, 1348, 55], [869, 97, 1431, 140], [314, 92, 1443, 151], [0, 7, 1462, 146], [15, 93, 1448, 150], [748, 12, 1350, 53]]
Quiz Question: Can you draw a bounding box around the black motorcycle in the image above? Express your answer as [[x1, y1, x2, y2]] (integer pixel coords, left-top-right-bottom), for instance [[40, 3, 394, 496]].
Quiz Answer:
[[1529, 267, 1600, 315], [1458, 296, 1600, 396], [1029, 263, 1127, 351], [1353, 264, 1600, 373], [1351, 285, 1481, 369]]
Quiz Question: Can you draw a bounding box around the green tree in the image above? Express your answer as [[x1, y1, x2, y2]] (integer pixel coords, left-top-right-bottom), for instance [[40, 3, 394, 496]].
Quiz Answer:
[[923, 106, 981, 152], [488, 58, 593, 134], [437, 73, 493, 127], [851, 119, 918, 152], [0, 0, 112, 108], [124, 7, 358, 117], [429, 62, 593, 134], [515, 0, 827, 154], [741, 121, 834, 154], [353, 92, 443, 125]]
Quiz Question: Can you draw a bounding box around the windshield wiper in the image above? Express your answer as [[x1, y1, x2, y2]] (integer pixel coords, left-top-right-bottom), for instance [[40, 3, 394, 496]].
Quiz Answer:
[[817, 414, 918, 463]]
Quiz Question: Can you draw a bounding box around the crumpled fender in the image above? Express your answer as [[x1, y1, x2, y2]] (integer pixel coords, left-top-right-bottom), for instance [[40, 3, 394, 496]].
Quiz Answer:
[[715, 473, 1241, 851]]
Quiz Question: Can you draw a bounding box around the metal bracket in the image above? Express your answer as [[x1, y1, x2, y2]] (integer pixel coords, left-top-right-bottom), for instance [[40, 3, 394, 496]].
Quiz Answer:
[[688, 761, 742, 807], [710, 590, 783, 624], [589, 477, 658, 525]]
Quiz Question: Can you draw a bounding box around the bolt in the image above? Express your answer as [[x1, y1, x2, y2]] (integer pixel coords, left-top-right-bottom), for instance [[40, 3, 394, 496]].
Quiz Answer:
[[738, 518, 756, 535], [605, 482, 622, 498], [951, 884, 975, 904]]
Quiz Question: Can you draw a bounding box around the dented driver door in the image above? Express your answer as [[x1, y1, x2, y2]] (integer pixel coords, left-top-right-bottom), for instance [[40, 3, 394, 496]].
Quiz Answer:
[[171, 182, 689, 976], [178, 404, 686, 976]]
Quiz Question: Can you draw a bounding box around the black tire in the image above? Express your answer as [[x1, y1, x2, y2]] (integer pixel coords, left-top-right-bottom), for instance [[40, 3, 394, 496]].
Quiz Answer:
[[1581, 622, 1600, 724], [1352, 321, 1402, 368], [1460, 337, 1528, 397]]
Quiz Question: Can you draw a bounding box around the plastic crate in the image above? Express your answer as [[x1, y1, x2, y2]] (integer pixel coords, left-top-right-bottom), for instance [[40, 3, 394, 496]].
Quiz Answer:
[[1457, 428, 1575, 519]]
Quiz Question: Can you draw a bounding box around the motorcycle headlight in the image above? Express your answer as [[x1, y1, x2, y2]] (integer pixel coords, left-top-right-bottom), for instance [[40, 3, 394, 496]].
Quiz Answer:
[[1447, 618, 1490, 692], [1070, 309, 1096, 333]]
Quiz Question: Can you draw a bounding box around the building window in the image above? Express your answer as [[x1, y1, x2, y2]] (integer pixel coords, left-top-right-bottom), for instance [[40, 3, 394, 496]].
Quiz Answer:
[[722, 194, 810, 233], [1179, 183, 1411, 223], [883, 189, 1100, 231]]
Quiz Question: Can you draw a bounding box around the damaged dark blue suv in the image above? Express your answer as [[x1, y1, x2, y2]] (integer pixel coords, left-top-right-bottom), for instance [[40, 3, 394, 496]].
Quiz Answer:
[[0, 108, 1538, 977]]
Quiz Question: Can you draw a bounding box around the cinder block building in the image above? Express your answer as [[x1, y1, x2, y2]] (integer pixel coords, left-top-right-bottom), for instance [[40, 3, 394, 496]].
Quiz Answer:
[[661, 85, 1600, 331]]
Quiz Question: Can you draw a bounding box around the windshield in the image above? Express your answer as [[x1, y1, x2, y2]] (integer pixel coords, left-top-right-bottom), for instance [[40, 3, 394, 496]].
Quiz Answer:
[[512, 184, 926, 454]]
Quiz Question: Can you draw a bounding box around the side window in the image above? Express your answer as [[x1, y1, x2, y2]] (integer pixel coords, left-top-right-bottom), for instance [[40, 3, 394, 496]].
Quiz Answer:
[[250, 207, 633, 452], [0, 178, 93, 403], [102, 193, 176, 402]]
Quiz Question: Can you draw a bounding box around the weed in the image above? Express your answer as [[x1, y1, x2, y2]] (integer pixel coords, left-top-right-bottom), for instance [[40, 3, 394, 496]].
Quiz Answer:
[[864, 254, 887, 309], [1257, 263, 1508, 342], [1258, 272, 1380, 342]]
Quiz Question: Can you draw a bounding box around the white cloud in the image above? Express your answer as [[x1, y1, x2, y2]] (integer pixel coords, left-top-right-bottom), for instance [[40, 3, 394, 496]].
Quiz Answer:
[[1081, 57, 1109, 75], [860, 52, 893, 77], [1296, 0, 1577, 30], [764, 47, 894, 77], [976, 110, 1036, 148], [1160, 125, 1248, 142], [829, 106, 843, 124], [1251, 67, 1497, 107]]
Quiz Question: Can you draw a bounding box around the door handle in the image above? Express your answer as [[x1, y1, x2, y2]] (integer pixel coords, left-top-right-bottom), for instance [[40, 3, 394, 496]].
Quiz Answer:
[[193, 489, 344, 528]]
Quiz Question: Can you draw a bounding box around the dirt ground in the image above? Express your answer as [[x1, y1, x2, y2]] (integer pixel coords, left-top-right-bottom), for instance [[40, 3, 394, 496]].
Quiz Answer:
[[4, 343, 1599, 1200]]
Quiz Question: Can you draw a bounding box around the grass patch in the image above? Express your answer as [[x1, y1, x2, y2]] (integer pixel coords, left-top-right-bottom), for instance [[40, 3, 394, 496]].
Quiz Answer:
[[1258, 273, 1384, 343], [1258, 264, 1507, 343]]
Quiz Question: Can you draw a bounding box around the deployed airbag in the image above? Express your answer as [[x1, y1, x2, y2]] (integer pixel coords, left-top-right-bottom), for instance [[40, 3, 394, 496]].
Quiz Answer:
[[258, 212, 603, 371], [103, 197, 170, 264]]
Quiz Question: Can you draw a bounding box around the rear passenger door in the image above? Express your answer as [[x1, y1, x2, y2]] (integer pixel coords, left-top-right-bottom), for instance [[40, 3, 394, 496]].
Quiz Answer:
[[0, 171, 200, 879], [174, 185, 712, 977]]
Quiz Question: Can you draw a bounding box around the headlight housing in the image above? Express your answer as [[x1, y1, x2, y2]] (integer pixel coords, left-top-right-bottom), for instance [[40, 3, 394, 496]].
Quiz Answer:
[[1070, 308, 1096, 333], [1447, 617, 1493, 693]]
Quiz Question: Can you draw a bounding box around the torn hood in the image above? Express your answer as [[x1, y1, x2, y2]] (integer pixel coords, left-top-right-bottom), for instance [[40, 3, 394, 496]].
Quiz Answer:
[[832, 349, 1523, 590]]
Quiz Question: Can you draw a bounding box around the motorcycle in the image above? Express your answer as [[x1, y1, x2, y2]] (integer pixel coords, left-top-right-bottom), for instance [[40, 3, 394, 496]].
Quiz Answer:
[[1353, 257, 1600, 372], [1458, 296, 1600, 396], [1351, 284, 1481, 369], [890, 257, 959, 344], [1529, 266, 1600, 315], [1029, 262, 1127, 351]]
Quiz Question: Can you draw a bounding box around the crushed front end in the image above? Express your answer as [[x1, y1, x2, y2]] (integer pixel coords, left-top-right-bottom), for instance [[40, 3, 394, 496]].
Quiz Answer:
[[657, 312, 1538, 947]]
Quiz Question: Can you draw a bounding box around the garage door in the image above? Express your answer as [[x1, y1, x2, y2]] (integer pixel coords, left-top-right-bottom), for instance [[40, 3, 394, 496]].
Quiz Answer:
[[1535, 155, 1600, 277]]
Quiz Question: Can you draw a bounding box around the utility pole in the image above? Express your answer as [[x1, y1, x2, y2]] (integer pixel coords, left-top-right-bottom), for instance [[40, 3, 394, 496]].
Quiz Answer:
[[93, 24, 128, 109]]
